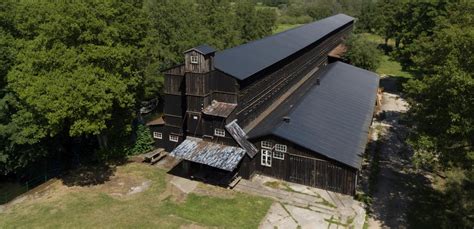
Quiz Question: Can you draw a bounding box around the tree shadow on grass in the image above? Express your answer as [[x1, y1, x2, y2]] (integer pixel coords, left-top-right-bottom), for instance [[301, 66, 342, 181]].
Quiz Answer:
[[367, 116, 457, 228], [405, 174, 447, 229], [61, 159, 128, 187]]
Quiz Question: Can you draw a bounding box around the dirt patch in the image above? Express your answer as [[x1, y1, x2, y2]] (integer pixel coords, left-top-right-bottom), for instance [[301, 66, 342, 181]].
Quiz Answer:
[[179, 223, 210, 229], [1, 164, 153, 212], [61, 164, 116, 187], [156, 175, 188, 203], [169, 186, 188, 203], [95, 174, 150, 198], [155, 156, 181, 170], [193, 183, 236, 199]]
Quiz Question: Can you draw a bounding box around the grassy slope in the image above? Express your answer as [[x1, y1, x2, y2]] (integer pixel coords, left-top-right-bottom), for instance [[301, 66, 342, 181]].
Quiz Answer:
[[0, 163, 272, 228]]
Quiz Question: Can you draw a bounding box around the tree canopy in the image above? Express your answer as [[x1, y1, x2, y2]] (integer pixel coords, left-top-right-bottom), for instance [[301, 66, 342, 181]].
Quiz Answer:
[[0, 0, 278, 174], [343, 34, 382, 71]]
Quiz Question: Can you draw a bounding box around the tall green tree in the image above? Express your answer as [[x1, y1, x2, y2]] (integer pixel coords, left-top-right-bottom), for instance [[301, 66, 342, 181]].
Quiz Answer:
[[343, 34, 382, 71], [235, 0, 277, 42], [142, 0, 206, 100], [197, 0, 240, 49], [402, 2, 474, 226], [0, 1, 148, 174], [235, 0, 260, 42]]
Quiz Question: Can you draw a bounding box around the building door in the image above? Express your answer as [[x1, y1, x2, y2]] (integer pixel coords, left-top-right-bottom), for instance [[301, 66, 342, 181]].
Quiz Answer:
[[287, 154, 355, 195]]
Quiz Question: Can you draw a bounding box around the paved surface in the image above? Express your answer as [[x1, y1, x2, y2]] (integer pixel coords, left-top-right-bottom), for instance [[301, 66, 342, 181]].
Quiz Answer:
[[235, 175, 366, 229], [368, 91, 411, 229], [170, 176, 198, 194]]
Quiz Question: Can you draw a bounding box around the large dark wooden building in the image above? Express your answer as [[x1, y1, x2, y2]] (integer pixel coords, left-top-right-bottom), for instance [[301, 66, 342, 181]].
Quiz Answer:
[[148, 14, 379, 195]]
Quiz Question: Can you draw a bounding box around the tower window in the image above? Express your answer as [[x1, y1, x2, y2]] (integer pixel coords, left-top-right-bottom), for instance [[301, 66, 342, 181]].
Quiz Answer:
[[214, 128, 225, 137], [153, 132, 162, 139], [169, 135, 179, 142], [261, 141, 273, 149], [190, 55, 199, 64]]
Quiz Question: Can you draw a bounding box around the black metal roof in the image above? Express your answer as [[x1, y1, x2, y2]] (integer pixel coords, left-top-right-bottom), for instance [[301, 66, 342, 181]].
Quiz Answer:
[[184, 44, 216, 55], [248, 62, 379, 169], [214, 14, 354, 80]]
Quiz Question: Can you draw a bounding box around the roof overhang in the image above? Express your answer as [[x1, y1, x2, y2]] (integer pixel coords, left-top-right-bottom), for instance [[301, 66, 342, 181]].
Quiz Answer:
[[169, 137, 246, 172], [202, 101, 237, 118]]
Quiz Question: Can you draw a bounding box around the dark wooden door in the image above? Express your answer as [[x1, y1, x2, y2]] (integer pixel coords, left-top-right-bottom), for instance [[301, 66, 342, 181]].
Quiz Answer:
[[287, 154, 354, 195]]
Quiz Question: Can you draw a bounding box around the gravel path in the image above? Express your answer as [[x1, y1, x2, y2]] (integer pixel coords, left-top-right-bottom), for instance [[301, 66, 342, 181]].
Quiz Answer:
[[368, 90, 412, 229]]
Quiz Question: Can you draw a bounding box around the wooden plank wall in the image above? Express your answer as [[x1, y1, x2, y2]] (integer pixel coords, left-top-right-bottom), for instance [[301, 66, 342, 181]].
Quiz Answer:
[[185, 51, 212, 73], [186, 73, 210, 96], [245, 136, 358, 195]]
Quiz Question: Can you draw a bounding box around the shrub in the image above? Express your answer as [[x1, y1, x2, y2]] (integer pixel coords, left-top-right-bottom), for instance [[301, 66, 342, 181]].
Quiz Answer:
[[129, 124, 154, 155], [343, 34, 382, 72]]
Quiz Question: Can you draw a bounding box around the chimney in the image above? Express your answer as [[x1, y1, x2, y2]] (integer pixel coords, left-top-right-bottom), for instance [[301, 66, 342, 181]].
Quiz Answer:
[[283, 116, 291, 123]]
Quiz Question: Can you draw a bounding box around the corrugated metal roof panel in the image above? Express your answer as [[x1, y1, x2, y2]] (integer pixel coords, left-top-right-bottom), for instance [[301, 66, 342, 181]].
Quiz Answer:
[[169, 137, 246, 171], [248, 62, 379, 169], [225, 120, 258, 157], [202, 101, 237, 118], [214, 14, 354, 80]]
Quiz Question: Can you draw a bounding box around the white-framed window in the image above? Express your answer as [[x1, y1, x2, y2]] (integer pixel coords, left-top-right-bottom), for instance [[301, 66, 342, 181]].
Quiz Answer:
[[273, 144, 286, 160], [169, 135, 179, 142], [190, 55, 199, 64], [153, 132, 162, 139], [214, 128, 226, 137], [275, 144, 287, 153], [261, 149, 272, 167], [273, 151, 284, 160], [261, 141, 273, 149]]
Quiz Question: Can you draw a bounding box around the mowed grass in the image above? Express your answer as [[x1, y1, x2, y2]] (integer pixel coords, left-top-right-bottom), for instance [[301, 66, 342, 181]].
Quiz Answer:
[[377, 55, 413, 79], [0, 163, 272, 228]]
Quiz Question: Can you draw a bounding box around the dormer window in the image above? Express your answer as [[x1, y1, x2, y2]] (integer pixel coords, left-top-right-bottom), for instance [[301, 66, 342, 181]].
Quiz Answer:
[[190, 55, 199, 64], [214, 128, 225, 137]]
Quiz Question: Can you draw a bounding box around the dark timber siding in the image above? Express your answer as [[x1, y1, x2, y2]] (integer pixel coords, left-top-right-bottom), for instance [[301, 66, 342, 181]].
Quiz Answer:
[[243, 136, 357, 195], [185, 50, 213, 73]]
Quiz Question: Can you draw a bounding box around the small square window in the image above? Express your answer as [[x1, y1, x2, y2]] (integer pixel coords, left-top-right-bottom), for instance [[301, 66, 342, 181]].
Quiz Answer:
[[214, 128, 225, 137], [275, 144, 287, 153], [190, 55, 199, 64], [153, 132, 162, 139], [273, 151, 284, 160], [169, 135, 179, 142], [261, 141, 273, 149], [261, 149, 272, 167]]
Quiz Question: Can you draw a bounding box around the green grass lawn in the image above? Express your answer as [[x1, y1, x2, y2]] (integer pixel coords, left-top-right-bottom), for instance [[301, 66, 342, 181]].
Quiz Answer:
[[358, 33, 396, 47], [0, 163, 272, 228], [377, 55, 413, 79], [358, 33, 413, 79]]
